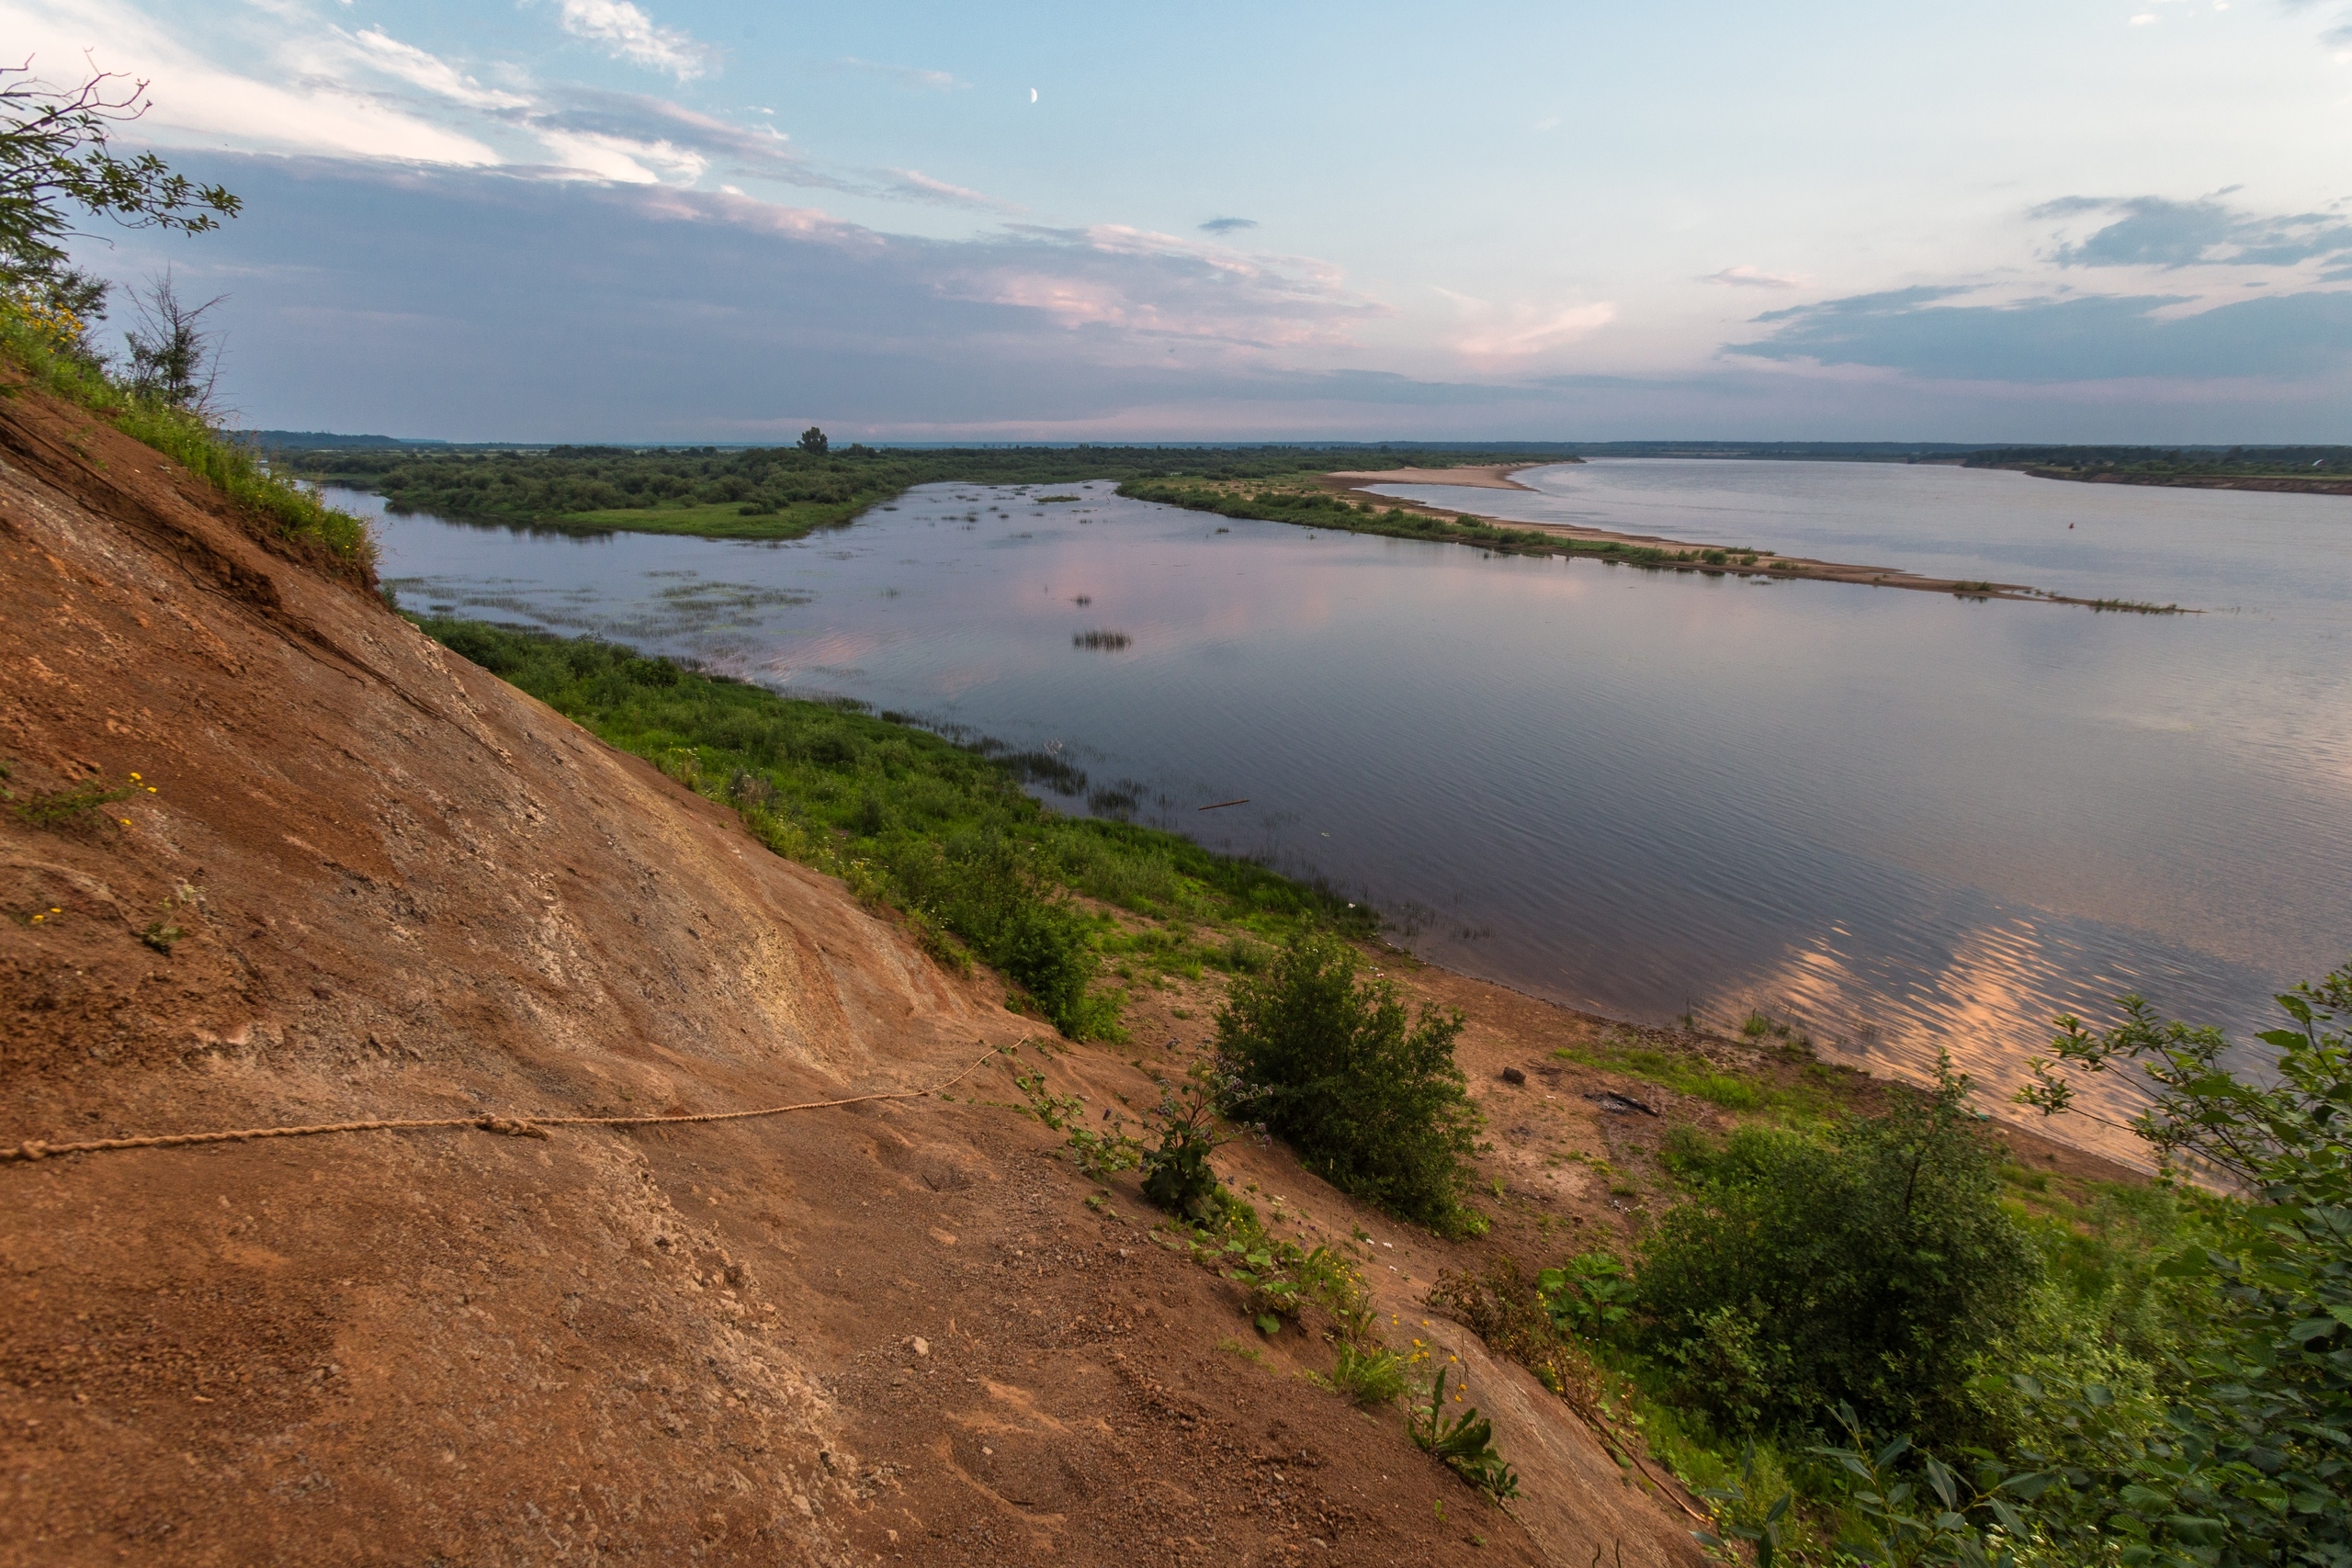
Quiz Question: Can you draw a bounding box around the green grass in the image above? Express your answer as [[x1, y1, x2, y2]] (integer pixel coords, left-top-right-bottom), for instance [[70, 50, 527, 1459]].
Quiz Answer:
[[1554, 1036, 1853, 1122], [413, 616, 1372, 953], [543, 499, 874, 539]]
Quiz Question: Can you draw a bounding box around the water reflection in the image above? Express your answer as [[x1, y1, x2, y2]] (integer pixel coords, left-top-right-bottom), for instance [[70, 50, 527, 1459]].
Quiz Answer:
[[353, 469, 2352, 1164]]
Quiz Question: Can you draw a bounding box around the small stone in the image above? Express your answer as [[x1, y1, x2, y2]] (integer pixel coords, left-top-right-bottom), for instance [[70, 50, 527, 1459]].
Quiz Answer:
[[1500, 1067, 1526, 1086], [910, 1337, 929, 1358]]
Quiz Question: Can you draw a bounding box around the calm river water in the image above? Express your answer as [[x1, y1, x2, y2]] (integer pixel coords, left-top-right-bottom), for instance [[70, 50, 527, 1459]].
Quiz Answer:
[[351, 462, 2352, 1158]]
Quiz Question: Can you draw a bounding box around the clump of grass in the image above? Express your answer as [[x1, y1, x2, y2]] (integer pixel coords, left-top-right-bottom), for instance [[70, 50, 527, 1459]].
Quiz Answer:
[[1555, 1035, 1836, 1120], [1073, 628, 1132, 649], [2082, 597, 2188, 615], [10, 774, 135, 829], [1317, 1341, 1409, 1406]]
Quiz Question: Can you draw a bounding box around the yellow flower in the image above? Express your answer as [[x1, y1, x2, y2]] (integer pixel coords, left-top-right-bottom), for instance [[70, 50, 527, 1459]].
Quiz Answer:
[[130, 773, 141, 781]]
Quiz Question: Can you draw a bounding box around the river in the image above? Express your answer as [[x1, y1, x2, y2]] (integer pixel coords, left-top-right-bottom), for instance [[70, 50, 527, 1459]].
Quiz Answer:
[[348, 461, 2352, 1158]]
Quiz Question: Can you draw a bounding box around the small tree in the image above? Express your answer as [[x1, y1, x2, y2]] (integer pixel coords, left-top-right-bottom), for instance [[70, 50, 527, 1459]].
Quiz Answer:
[[1215, 929, 1481, 1232], [122, 268, 222, 412], [798, 425, 828, 455]]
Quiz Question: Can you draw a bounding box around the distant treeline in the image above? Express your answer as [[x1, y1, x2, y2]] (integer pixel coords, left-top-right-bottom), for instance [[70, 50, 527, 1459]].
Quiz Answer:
[[294, 444, 1576, 525], [1959, 445, 2352, 476]]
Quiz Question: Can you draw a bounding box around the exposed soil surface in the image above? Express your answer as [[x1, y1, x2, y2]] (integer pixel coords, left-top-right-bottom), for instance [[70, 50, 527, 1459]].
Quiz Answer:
[[0, 378, 1726, 1565]]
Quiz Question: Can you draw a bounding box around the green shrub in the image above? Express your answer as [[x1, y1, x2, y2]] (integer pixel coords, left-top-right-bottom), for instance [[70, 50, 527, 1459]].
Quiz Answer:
[[1636, 1055, 2040, 1445], [1214, 929, 1481, 1233]]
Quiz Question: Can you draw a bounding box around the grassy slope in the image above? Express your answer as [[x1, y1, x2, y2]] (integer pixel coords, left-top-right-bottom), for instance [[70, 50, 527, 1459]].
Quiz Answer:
[[0, 316, 377, 581], [413, 617, 1373, 979]]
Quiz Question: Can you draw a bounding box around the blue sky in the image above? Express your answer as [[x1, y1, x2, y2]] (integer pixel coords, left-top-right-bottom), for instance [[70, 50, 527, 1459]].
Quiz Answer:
[[13, 0, 2352, 440]]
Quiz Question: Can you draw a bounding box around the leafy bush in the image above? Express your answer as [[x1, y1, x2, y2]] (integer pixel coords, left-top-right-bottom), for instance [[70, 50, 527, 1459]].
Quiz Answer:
[[1636, 1055, 2041, 1446], [1214, 929, 1482, 1233]]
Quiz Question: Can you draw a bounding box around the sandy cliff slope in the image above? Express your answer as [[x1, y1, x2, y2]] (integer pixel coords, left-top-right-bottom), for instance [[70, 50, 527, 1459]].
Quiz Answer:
[[0, 379, 1702, 1566]]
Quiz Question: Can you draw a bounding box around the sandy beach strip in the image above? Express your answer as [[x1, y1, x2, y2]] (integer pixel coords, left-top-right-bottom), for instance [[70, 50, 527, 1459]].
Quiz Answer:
[[1321, 462, 1549, 491], [1314, 472, 2169, 608]]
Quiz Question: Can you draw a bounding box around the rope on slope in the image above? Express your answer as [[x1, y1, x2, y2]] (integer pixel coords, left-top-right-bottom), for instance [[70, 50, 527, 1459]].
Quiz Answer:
[[1, 1041, 1012, 1165]]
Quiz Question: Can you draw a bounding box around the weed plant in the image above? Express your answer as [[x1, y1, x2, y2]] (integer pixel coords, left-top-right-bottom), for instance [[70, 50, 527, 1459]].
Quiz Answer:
[[1409, 1367, 1521, 1501]]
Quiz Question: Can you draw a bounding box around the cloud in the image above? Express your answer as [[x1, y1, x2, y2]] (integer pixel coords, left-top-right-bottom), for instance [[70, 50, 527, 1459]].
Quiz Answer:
[[528, 89, 799, 182], [1198, 217, 1258, 235], [349, 28, 529, 110], [833, 58, 967, 92], [1437, 289, 1616, 358], [0, 0, 503, 164], [1726, 285, 2352, 381], [546, 0, 714, 81], [1701, 265, 1805, 289], [875, 168, 1021, 213], [75, 156, 1403, 436], [2034, 194, 2352, 269], [950, 222, 1382, 347]]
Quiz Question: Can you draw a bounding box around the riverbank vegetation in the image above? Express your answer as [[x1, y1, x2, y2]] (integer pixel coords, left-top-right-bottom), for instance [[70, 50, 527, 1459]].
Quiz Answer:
[[413, 618, 1371, 1039], [294, 443, 1577, 539], [1437, 982, 2352, 1568], [1964, 446, 2352, 492], [1119, 474, 1736, 568]]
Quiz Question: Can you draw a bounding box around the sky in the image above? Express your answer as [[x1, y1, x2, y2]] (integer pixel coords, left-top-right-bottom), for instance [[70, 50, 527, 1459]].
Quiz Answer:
[[12, 0, 2352, 442]]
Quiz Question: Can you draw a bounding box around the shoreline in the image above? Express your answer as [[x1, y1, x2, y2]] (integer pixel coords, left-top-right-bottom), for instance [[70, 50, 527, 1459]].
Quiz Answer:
[[1364, 933, 2153, 1178], [2020, 466, 2352, 497], [1326, 469, 2192, 612], [1321, 461, 1554, 491]]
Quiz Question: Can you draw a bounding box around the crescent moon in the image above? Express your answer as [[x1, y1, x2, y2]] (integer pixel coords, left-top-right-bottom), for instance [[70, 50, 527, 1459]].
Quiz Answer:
[[1029, 87, 1038, 103]]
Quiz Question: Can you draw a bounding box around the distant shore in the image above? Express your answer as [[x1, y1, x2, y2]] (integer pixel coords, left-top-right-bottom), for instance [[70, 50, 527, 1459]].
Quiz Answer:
[[1324, 466, 2190, 613], [2019, 466, 2352, 497]]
